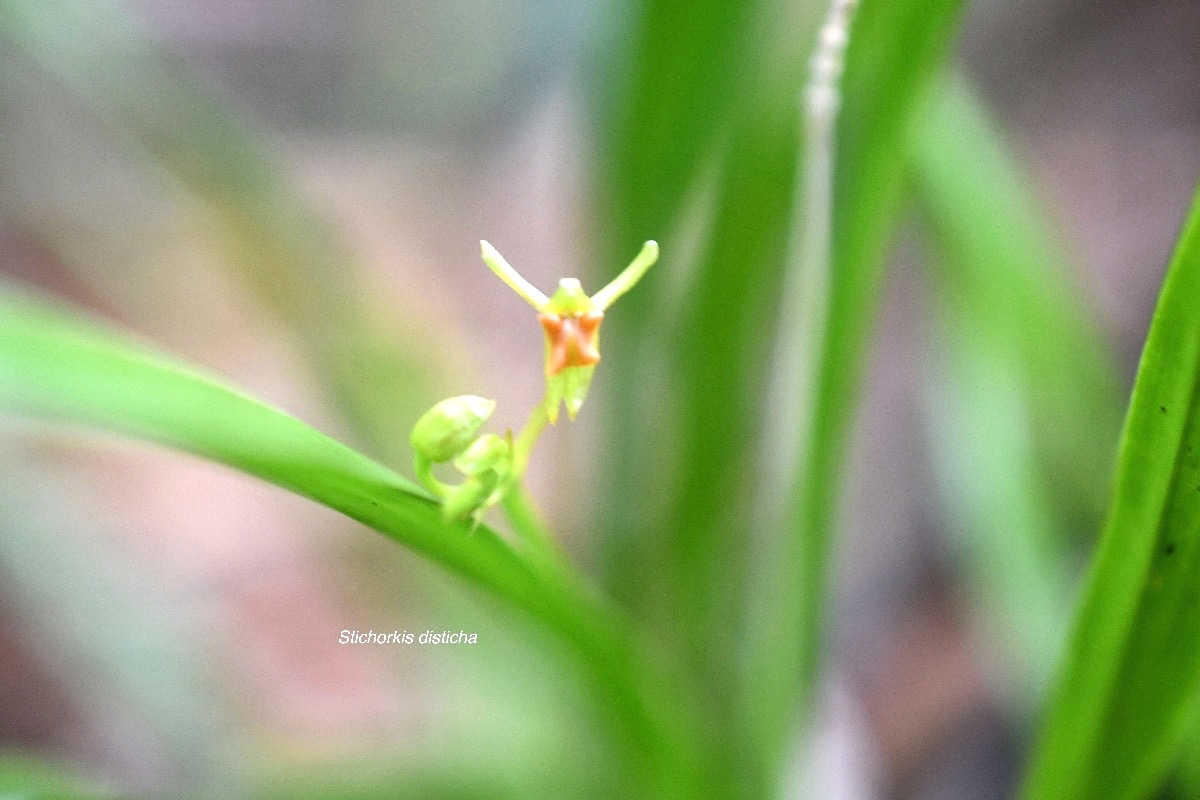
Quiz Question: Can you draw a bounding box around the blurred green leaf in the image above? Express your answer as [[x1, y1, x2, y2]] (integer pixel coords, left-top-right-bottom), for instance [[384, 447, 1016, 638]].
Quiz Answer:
[[0, 0, 433, 463], [1174, 716, 1200, 798], [915, 75, 1121, 531], [598, 3, 831, 795], [1020, 181, 1200, 800], [913, 75, 1121, 705], [249, 753, 619, 800], [0, 282, 526, 607], [596, 0, 766, 255], [0, 282, 702, 797], [594, 0, 782, 640], [599, 0, 967, 789], [0, 754, 108, 800], [743, 0, 967, 771]]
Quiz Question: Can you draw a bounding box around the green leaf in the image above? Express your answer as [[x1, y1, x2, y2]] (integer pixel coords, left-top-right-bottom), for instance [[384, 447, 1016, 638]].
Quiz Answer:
[[915, 75, 1121, 529], [599, 0, 967, 788], [1173, 714, 1200, 798], [592, 0, 778, 649], [0, 753, 107, 799], [0, 283, 529, 606], [598, 3, 834, 794], [1020, 181, 1200, 800], [595, 0, 766, 260], [0, 283, 702, 797], [913, 74, 1121, 705], [595, 3, 819, 789], [743, 0, 967, 770], [0, 0, 435, 462]]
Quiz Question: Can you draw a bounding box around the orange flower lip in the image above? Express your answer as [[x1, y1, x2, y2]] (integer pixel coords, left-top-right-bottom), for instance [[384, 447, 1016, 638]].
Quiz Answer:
[[539, 311, 603, 375]]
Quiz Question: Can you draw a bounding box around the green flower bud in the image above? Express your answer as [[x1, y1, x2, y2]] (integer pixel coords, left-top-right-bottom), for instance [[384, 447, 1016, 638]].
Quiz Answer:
[[453, 433, 511, 478], [410, 395, 495, 463]]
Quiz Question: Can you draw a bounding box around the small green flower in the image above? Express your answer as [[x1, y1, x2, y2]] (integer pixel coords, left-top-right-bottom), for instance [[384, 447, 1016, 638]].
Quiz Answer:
[[480, 240, 658, 422], [408, 239, 658, 526]]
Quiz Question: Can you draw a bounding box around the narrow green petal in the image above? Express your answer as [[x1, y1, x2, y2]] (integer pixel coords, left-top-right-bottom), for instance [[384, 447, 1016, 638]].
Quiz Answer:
[[591, 241, 659, 311], [480, 240, 549, 310]]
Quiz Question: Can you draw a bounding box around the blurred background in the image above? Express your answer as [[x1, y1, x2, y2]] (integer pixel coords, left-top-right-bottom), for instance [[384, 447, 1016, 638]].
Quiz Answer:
[[0, 0, 1197, 798]]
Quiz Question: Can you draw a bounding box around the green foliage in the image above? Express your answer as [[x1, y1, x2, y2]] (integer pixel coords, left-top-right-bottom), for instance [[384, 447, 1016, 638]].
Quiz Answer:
[[0, 0, 433, 463], [0, 281, 703, 797], [0, 286, 516, 602], [592, 0, 968, 790], [1020, 185, 1200, 799], [0, 755, 108, 800], [743, 0, 968, 772], [914, 74, 1121, 705], [3, 0, 1200, 798]]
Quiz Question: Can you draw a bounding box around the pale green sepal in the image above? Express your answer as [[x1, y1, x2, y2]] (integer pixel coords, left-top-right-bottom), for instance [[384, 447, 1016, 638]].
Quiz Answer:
[[544, 372, 564, 424], [480, 241, 549, 310], [544, 365, 596, 423], [563, 365, 595, 420]]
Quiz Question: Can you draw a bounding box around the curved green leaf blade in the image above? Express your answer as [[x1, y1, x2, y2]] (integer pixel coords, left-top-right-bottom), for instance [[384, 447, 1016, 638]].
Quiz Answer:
[[0, 283, 706, 797], [1021, 181, 1200, 800], [0, 283, 538, 608]]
